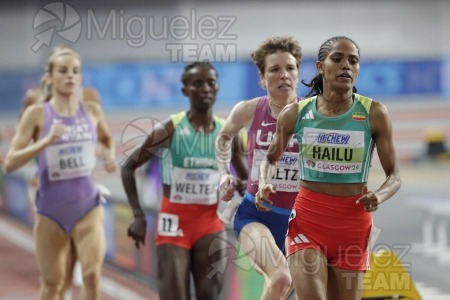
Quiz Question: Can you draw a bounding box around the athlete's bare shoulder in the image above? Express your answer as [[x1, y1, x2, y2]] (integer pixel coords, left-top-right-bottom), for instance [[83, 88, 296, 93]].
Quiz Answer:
[[228, 97, 261, 130], [368, 99, 390, 135], [277, 101, 299, 132], [20, 102, 44, 128], [84, 99, 102, 116], [82, 87, 101, 104], [19, 88, 41, 120], [369, 99, 388, 117], [236, 97, 260, 111], [23, 88, 41, 110], [283, 101, 300, 116], [26, 101, 45, 113]]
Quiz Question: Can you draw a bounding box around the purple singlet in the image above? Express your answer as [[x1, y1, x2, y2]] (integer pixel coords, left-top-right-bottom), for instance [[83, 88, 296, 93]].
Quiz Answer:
[[36, 102, 99, 234]]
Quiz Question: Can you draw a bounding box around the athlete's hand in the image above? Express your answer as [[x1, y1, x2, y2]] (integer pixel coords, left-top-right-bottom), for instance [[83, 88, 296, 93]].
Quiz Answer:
[[103, 158, 117, 173], [127, 216, 147, 249], [356, 185, 379, 212], [45, 123, 65, 145], [255, 183, 275, 212], [236, 178, 247, 197], [219, 174, 236, 201]]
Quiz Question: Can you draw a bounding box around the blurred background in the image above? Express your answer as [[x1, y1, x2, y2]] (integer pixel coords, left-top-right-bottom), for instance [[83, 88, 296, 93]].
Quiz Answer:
[[0, 0, 449, 299]]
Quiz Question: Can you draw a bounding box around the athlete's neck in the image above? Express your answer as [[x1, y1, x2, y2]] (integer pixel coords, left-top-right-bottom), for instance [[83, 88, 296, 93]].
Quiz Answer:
[[49, 95, 79, 116], [268, 94, 297, 109], [187, 109, 215, 133]]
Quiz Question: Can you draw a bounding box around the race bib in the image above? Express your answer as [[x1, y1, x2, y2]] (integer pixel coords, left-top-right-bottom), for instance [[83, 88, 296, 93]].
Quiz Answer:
[[170, 167, 220, 205], [301, 128, 365, 174], [250, 150, 300, 192], [157, 213, 180, 237], [45, 141, 95, 181]]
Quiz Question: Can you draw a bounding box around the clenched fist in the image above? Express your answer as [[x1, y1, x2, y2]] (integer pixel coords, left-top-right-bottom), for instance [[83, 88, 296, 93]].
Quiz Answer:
[[45, 123, 65, 145], [103, 158, 117, 173]]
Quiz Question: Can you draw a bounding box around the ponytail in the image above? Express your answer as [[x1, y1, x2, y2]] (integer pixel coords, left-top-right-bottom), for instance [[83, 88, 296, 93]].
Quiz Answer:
[[39, 74, 52, 102]]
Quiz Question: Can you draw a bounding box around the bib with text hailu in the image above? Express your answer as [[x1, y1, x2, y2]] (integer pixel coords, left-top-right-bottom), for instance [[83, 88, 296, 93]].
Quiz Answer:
[[170, 167, 220, 205], [302, 127, 364, 174]]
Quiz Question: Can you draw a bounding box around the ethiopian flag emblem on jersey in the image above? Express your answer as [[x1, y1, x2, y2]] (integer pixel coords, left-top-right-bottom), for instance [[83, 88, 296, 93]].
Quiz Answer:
[[352, 112, 366, 121]]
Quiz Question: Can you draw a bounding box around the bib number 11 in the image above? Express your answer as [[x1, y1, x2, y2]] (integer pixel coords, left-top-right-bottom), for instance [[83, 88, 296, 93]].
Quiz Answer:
[[157, 213, 179, 237]]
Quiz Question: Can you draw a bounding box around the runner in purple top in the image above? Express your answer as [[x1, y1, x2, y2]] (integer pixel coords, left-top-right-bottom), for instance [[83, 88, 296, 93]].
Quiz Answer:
[[18, 44, 105, 298], [4, 48, 116, 300], [36, 101, 99, 233]]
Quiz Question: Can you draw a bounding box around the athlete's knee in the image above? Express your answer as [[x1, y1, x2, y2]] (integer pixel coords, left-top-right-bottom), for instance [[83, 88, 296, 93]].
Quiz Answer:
[[81, 268, 101, 289], [193, 270, 225, 300], [41, 277, 65, 296], [195, 279, 224, 300], [269, 268, 292, 291]]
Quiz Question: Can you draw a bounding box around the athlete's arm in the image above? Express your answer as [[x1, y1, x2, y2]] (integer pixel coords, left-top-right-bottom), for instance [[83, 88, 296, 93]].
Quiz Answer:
[[4, 105, 58, 173], [357, 101, 401, 207], [230, 132, 248, 196], [216, 99, 257, 200], [87, 102, 116, 173], [121, 118, 174, 248]]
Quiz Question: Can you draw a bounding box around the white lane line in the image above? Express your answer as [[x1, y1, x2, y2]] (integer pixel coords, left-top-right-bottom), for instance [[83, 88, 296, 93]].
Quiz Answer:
[[0, 218, 146, 300]]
